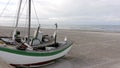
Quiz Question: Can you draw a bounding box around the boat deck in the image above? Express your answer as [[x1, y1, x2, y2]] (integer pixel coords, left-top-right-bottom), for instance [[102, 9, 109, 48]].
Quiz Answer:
[[0, 40, 16, 49], [0, 37, 73, 53]]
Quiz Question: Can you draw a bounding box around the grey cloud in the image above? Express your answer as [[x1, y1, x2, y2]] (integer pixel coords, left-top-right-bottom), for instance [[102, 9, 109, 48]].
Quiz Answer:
[[0, 0, 120, 25]]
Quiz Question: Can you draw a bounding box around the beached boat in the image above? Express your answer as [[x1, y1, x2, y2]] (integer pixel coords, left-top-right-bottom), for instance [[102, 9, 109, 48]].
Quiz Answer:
[[0, 0, 72, 67]]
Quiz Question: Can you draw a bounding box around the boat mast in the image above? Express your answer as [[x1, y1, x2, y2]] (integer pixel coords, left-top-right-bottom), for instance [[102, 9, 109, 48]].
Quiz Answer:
[[28, 0, 31, 44]]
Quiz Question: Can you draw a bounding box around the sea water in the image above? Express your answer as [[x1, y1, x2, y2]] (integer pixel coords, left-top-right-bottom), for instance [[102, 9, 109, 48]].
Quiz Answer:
[[41, 24, 120, 32], [1, 21, 120, 32]]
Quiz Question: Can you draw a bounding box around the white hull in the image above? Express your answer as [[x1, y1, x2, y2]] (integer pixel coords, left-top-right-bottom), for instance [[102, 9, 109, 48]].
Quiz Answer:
[[0, 46, 72, 65]]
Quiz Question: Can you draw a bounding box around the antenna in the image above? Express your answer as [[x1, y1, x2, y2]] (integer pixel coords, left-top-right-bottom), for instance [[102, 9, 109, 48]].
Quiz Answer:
[[54, 23, 58, 45], [55, 23, 58, 30]]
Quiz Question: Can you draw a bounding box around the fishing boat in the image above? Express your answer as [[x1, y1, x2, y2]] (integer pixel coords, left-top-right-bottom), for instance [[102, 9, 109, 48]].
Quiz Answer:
[[0, 0, 73, 67]]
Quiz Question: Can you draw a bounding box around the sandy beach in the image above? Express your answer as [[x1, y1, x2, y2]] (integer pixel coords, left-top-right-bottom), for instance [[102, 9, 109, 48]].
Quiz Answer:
[[1, 26, 120, 68]]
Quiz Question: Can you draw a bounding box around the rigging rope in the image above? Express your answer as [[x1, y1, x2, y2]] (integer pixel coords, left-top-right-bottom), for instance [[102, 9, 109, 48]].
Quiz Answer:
[[0, 0, 11, 17], [32, 0, 41, 26], [15, 0, 23, 28], [19, 0, 27, 19], [22, 0, 28, 36]]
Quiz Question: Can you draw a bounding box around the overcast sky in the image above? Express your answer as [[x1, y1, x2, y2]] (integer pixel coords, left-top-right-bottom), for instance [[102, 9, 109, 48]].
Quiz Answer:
[[0, 0, 120, 25]]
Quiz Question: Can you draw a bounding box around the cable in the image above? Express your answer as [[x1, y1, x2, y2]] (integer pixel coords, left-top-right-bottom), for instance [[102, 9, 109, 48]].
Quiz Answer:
[[18, 0, 28, 36], [32, 0, 40, 26], [19, 0, 27, 19], [0, 0, 11, 17]]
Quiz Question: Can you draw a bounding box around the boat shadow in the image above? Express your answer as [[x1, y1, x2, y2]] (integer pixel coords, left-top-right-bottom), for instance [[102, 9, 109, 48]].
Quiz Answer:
[[40, 55, 109, 68]]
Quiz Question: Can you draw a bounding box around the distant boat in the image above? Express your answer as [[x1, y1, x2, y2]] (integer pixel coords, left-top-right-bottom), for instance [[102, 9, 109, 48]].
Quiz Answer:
[[0, 0, 73, 67]]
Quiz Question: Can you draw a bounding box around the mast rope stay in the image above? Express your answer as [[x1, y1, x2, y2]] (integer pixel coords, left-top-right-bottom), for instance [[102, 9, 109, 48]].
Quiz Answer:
[[12, 0, 23, 40], [0, 0, 11, 17], [19, 0, 28, 36], [32, 0, 41, 26]]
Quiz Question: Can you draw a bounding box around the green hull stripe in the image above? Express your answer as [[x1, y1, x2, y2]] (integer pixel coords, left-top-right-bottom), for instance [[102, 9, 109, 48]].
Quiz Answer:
[[0, 43, 72, 56]]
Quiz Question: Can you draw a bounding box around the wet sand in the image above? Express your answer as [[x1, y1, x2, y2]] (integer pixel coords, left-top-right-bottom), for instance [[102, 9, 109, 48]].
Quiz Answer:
[[1, 26, 120, 68]]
